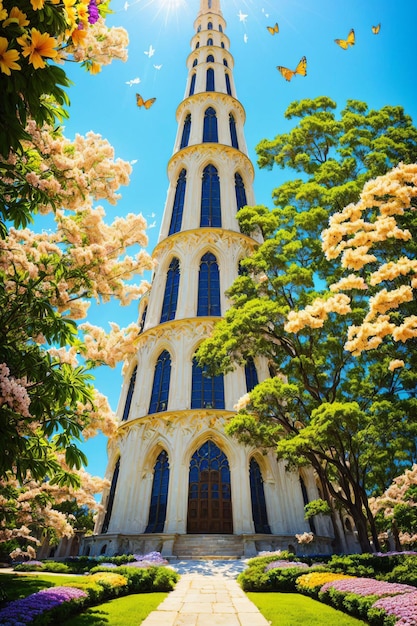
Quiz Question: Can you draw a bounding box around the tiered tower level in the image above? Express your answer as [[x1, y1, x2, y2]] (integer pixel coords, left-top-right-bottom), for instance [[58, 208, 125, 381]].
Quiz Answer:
[[85, 0, 353, 559]]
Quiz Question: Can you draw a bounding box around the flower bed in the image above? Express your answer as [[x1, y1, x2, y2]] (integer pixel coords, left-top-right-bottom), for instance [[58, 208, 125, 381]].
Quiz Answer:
[[370, 590, 417, 625], [0, 586, 87, 625], [296, 571, 353, 597]]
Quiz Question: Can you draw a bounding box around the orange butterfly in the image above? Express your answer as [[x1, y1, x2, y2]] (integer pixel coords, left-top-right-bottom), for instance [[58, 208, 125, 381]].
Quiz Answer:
[[372, 23, 381, 34], [267, 22, 279, 35], [136, 93, 156, 109], [335, 28, 355, 49], [277, 56, 307, 82]]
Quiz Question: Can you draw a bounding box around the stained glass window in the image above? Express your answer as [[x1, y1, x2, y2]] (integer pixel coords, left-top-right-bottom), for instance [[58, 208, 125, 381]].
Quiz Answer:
[[145, 451, 170, 533], [235, 172, 247, 211], [197, 252, 221, 316], [149, 350, 171, 413], [122, 366, 137, 422], [169, 170, 186, 235], [180, 115, 191, 149], [191, 357, 225, 409], [249, 458, 271, 533], [101, 458, 120, 533], [203, 107, 218, 143], [229, 113, 238, 149], [206, 67, 214, 91], [245, 358, 258, 392], [200, 165, 221, 227], [160, 258, 180, 323]]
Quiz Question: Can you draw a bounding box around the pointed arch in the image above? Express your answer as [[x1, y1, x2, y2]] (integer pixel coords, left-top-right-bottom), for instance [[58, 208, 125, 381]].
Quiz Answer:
[[160, 258, 180, 323], [139, 304, 148, 333], [250, 457, 271, 533], [203, 106, 218, 143], [235, 172, 247, 211], [206, 54, 214, 63], [229, 113, 239, 149], [188, 440, 232, 533], [122, 365, 137, 422], [200, 164, 221, 227], [197, 252, 221, 316], [169, 169, 186, 235], [149, 350, 171, 413], [207, 22, 213, 30], [206, 67, 215, 91], [101, 457, 120, 533], [191, 356, 225, 409], [145, 450, 170, 533]]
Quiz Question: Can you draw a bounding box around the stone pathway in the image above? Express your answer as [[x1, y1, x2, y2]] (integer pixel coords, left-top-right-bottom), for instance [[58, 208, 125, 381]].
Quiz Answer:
[[140, 560, 270, 626]]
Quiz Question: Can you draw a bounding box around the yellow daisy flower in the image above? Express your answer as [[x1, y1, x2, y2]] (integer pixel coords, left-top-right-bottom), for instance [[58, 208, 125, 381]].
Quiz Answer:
[[30, 0, 45, 9], [17, 28, 58, 69], [0, 2, 8, 21], [0, 36, 21, 74]]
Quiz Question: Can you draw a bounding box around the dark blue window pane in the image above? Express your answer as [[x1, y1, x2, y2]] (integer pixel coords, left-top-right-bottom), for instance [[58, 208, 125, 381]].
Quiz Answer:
[[189, 73, 196, 95], [160, 258, 180, 323], [197, 252, 221, 316], [200, 164, 221, 227], [206, 54, 214, 62], [169, 170, 186, 235], [223, 58, 228, 67], [208, 22, 213, 30], [221, 42, 225, 49], [191, 357, 225, 409], [193, 58, 198, 67], [139, 306, 147, 333], [145, 451, 170, 533], [249, 458, 271, 534], [300, 476, 317, 534], [245, 358, 258, 392], [180, 115, 191, 149], [122, 366, 137, 421], [207, 38, 213, 46], [203, 107, 218, 143], [101, 458, 120, 533], [206, 68, 214, 91], [225, 73, 232, 95], [235, 172, 247, 211], [229, 113, 238, 149], [149, 350, 171, 413]]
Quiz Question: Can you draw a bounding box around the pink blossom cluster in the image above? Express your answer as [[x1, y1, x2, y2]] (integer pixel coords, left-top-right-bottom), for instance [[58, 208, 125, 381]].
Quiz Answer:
[[372, 590, 417, 625], [0, 363, 31, 418], [321, 576, 416, 597], [265, 560, 309, 571], [295, 532, 315, 544]]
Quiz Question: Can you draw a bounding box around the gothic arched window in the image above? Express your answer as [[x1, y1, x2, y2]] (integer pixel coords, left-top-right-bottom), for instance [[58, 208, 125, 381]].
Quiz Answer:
[[221, 42, 225, 49], [189, 73, 196, 96], [206, 67, 214, 91], [245, 358, 259, 392], [122, 365, 137, 422], [197, 252, 221, 316], [192, 58, 198, 67], [235, 172, 247, 211], [101, 458, 120, 533], [149, 350, 171, 413], [207, 37, 213, 46], [225, 72, 232, 95], [160, 258, 180, 323], [206, 54, 214, 63], [203, 107, 218, 143], [191, 357, 225, 409], [180, 115, 191, 149], [219, 24, 223, 33], [208, 21, 213, 30], [169, 170, 186, 235], [229, 113, 239, 149], [300, 476, 317, 534], [200, 164, 221, 227], [223, 58, 228, 67], [145, 451, 170, 533], [139, 305, 147, 333], [250, 458, 271, 533], [195, 41, 200, 49]]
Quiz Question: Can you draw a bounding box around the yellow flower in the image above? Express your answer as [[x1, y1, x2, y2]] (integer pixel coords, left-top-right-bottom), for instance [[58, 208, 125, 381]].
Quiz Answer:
[[0, 1, 8, 20], [0, 36, 21, 74], [89, 61, 101, 74], [17, 28, 58, 69], [70, 25, 87, 46], [3, 6, 30, 27], [77, 2, 89, 26], [30, 0, 45, 9]]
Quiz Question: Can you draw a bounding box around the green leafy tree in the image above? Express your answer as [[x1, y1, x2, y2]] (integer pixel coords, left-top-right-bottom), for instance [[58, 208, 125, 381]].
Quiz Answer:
[[197, 97, 417, 553]]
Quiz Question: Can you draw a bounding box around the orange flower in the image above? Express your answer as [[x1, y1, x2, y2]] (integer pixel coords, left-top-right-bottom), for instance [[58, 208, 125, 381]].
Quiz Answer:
[[0, 36, 21, 74], [17, 28, 58, 69], [3, 6, 30, 27], [70, 25, 88, 46], [0, 2, 7, 21], [30, 0, 45, 9]]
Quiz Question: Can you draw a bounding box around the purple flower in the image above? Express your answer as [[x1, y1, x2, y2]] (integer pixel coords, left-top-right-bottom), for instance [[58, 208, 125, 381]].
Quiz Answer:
[[265, 560, 309, 571], [88, 0, 100, 24], [373, 590, 417, 625], [0, 586, 87, 625], [321, 577, 416, 598]]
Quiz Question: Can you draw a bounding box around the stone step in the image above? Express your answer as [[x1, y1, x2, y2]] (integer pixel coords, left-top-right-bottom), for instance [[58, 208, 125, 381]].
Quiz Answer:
[[173, 534, 244, 558]]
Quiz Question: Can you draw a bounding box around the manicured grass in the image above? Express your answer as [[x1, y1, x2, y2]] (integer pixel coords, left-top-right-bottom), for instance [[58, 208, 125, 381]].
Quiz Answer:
[[247, 592, 367, 625], [0, 572, 91, 603], [61, 592, 168, 625]]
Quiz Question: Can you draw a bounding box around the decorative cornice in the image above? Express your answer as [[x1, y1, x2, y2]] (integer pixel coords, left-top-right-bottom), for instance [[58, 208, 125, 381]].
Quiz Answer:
[[152, 227, 257, 261], [176, 92, 243, 120], [117, 408, 236, 437]]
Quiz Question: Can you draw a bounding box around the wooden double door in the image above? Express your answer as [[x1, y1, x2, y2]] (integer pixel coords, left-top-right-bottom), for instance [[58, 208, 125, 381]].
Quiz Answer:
[[187, 441, 233, 534]]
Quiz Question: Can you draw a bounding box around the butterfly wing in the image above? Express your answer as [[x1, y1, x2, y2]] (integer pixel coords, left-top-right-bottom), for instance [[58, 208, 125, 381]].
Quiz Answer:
[[267, 22, 279, 35], [136, 93, 144, 107], [372, 23, 381, 34], [277, 65, 295, 81], [335, 38, 348, 49], [295, 56, 307, 77], [143, 97, 156, 109], [347, 28, 355, 45]]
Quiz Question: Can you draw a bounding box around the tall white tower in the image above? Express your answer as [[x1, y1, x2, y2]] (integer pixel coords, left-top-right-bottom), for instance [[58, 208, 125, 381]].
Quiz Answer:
[[85, 0, 338, 559]]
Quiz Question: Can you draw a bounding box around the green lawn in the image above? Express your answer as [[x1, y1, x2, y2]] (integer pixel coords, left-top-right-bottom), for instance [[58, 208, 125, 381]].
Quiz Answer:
[[247, 592, 367, 625], [61, 593, 168, 625], [0, 573, 91, 602]]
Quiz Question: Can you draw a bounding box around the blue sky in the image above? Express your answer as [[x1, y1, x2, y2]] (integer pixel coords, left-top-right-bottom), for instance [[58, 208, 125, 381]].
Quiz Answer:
[[61, 0, 417, 480]]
